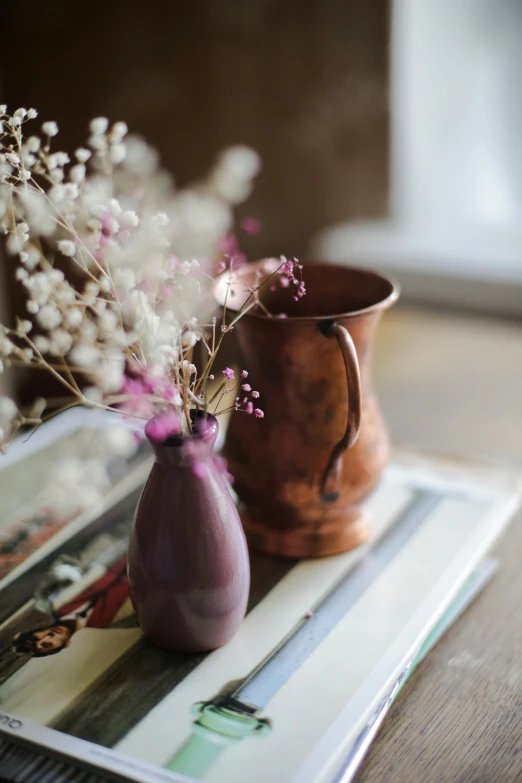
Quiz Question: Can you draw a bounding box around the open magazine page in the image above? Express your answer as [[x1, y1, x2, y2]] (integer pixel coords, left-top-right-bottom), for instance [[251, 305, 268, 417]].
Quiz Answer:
[[0, 409, 150, 590]]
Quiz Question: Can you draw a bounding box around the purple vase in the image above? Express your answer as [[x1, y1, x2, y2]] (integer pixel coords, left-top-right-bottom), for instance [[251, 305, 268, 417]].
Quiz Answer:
[[128, 415, 250, 652]]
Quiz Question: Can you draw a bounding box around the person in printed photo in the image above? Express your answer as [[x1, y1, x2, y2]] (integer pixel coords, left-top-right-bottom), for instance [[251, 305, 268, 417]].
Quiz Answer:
[[12, 557, 132, 657]]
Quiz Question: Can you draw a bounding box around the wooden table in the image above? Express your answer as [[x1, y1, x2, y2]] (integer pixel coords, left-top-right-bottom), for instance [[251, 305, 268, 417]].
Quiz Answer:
[[356, 307, 522, 783]]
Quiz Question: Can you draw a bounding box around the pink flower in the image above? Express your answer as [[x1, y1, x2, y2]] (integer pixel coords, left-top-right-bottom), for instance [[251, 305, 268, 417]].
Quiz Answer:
[[251, 390, 260, 398], [144, 411, 181, 442], [241, 216, 261, 235], [216, 261, 227, 273], [280, 276, 290, 288], [241, 370, 248, 378], [222, 367, 235, 380], [120, 377, 155, 419], [241, 383, 251, 392], [277, 313, 288, 319], [246, 401, 254, 415], [254, 408, 264, 418]]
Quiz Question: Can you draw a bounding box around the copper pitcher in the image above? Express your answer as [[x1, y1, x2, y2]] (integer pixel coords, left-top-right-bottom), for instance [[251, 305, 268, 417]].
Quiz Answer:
[[215, 261, 399, 558]]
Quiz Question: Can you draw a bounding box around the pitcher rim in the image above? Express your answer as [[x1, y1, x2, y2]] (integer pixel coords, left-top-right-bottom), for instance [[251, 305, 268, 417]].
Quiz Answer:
[[216, 260, 400, 322]]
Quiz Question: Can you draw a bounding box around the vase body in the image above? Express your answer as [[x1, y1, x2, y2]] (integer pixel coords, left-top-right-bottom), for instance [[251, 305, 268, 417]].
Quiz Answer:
[[218, 262, 399, 558], [128, 416, 249, 652]]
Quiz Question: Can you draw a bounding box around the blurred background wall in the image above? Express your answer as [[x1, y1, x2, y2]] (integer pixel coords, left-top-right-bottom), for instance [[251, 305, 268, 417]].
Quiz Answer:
[[0, 0, 389, 265]]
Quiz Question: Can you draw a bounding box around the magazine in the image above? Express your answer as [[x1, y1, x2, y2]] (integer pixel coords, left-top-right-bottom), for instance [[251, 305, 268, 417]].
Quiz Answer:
[[0, 413, 518, 783]]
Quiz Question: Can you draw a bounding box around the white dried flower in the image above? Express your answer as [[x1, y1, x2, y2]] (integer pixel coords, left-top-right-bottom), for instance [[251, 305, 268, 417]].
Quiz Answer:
[[0, 396, 17, 422], [75, 147, 91, 163], [20, 347, 33, 362], [51, 168, 64, 183], [182, 330, 198, 348], [21, 245, 41, 269], [95, 354, 124, 393], [57, 239, 76, 256], [27, 108, 38, 120], [78, 320, 97, 343], [0, 105, 6, 115], [0, 336, 13, 355], [69, 344, 101, 370], [122, 135, 159, 175], [49, 329, 73, 355], [48, 151, 70, 169], [219, 146, 261, 180], [17, 319, 32, 335], [14, 108, 27, 120], [88, 134, 108, 152], [37, 304, 62, 330], [26, 136, 41, 152], [69, 163, 86, 183], [22, 152, 36, 167], [0, 160, 12, 178], [85, 281, 100, 297], [99, 275, 112, 293], [48, 183, 66, 204], [109, 143, 126, 164], [42, 120, 59, 136], [7, 231, 28, 255], [24, 271, 52, 304], [26, 300, 39, 314], [99, 310, 118, 334], [103, 215, 119, 235], [9, 116, 22, 128], [111, 121, 128, 141], [34, 335, 50, 353], [86, 217, 102, 232], [54, 284, 76, 306], [120, 210, 139, 227], [63, 308, 83, 329], [5, 152, 20, 166], [16, 267, 28, 282], [90, 117, 109, 135], [108, 198, 122, 216], [63, 183, 79, 199], [113, 267, 136, 289], [152, 211, 169, 228], [49, 268, 64, 284], [182, 360, 197, 374]]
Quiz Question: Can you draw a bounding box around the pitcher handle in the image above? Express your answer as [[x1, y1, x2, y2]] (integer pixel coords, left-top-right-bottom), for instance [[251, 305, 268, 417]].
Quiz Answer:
[[319, 321, 362, 502]]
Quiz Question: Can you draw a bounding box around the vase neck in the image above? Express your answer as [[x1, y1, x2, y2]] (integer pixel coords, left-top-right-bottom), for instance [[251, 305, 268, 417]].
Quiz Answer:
[[147, 415, 218, 468]]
